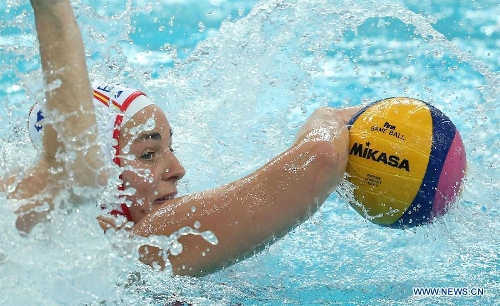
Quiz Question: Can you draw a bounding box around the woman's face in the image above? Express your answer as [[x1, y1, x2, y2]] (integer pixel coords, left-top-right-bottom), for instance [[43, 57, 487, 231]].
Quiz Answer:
[[119, 105, 185, 223]]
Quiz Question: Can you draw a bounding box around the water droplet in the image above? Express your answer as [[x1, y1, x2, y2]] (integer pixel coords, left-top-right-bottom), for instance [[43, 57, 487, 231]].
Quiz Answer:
[[201, 231, 218, 245], [198, 21, 205, 33], [170, 241, 183, 256]]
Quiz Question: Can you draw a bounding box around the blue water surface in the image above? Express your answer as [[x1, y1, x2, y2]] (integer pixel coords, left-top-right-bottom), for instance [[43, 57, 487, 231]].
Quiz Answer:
[[0, 0, 499, 305]]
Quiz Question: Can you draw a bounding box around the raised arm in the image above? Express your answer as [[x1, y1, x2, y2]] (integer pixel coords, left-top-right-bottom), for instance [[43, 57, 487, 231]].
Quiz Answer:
[[133, 106, 361, 276], [8, 0, 104, 233], [30, 0, 102, 184]]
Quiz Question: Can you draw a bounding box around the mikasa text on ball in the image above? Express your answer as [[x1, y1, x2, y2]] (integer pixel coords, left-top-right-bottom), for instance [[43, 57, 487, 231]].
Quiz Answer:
[[346, 97, 466, 228]]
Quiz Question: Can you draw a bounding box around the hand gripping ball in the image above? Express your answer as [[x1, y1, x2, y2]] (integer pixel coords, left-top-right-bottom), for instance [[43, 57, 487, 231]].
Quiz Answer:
[[346, 97, 467, 228]]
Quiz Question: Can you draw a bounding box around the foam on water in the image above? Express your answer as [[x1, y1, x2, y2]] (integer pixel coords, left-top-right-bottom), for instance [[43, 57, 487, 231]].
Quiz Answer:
[[1, 0, 499, 305]]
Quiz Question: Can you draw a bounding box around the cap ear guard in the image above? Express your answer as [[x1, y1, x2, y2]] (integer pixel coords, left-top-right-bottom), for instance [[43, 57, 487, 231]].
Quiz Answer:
[[28, 102, 45, 149]]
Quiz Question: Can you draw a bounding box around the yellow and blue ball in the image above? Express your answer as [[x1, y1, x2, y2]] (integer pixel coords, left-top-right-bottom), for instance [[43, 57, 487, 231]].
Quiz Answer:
[[346, 97, 466, 228]]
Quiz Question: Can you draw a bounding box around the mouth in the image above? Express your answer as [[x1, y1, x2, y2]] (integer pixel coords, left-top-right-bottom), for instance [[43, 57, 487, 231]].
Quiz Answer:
[[154, 192, 177, 205]]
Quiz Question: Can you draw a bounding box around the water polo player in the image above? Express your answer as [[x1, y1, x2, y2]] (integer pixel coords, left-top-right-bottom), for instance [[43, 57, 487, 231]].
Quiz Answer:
[[4, 0, 361, 276], [29, 82, 186, 225]]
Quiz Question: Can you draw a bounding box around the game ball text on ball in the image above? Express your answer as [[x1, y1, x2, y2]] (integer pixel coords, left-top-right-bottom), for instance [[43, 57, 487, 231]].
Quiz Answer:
[[346, 97, 466, 228]]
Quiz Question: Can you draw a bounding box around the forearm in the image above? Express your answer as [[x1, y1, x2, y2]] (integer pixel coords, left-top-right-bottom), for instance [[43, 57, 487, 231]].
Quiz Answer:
[[33, 0, 94, 129], [31, 0, 104, 187], [133, 128, 349, 276]]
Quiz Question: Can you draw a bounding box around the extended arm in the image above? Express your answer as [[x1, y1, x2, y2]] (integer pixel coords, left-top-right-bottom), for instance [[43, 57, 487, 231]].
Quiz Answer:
[[9, 0, 104, 233], [133, 106, 361, 276], [30, 0, 102, 185]]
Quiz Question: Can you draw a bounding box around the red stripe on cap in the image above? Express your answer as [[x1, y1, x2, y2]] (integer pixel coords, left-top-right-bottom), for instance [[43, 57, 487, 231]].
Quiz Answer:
[[109, 204, 133, 221], [113, 114, 124, 166], [111, 96, 139, 222], [113, 90, 146, 112], [120, 203, 133, 221], [105, 89, 146, 224]]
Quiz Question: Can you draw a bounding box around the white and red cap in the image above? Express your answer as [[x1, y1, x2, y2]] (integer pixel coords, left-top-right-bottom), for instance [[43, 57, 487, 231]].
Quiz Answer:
[[28, 81, 155, 221]]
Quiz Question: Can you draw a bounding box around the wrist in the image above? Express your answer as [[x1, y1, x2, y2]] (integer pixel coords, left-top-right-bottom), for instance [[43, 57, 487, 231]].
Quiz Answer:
[[31, 0, 67, 8]]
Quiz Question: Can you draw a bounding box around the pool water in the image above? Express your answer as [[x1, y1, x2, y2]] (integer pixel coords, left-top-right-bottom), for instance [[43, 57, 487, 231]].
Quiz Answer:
[[0, 0, 499, 305]]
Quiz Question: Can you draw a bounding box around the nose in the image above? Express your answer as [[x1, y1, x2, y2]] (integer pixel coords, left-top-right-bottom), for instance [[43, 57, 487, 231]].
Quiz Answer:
[[161, 150, 186, 182]]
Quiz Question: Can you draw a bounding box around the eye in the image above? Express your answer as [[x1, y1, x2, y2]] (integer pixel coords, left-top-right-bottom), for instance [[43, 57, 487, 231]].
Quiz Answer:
[[140, 150, 155, 161]]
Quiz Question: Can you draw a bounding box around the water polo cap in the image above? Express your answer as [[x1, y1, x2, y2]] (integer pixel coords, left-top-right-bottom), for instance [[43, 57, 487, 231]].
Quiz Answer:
[[28, 81, 156, 221]]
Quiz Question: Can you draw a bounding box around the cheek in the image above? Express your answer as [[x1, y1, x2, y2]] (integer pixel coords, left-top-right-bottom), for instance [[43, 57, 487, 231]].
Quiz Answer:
[[121, 168, 154, 197]]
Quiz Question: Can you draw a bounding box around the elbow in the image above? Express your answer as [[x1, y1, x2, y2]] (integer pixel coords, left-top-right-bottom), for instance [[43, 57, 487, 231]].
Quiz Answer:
[[68, 144, 108, 190], [15, 203, 52, 235]]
